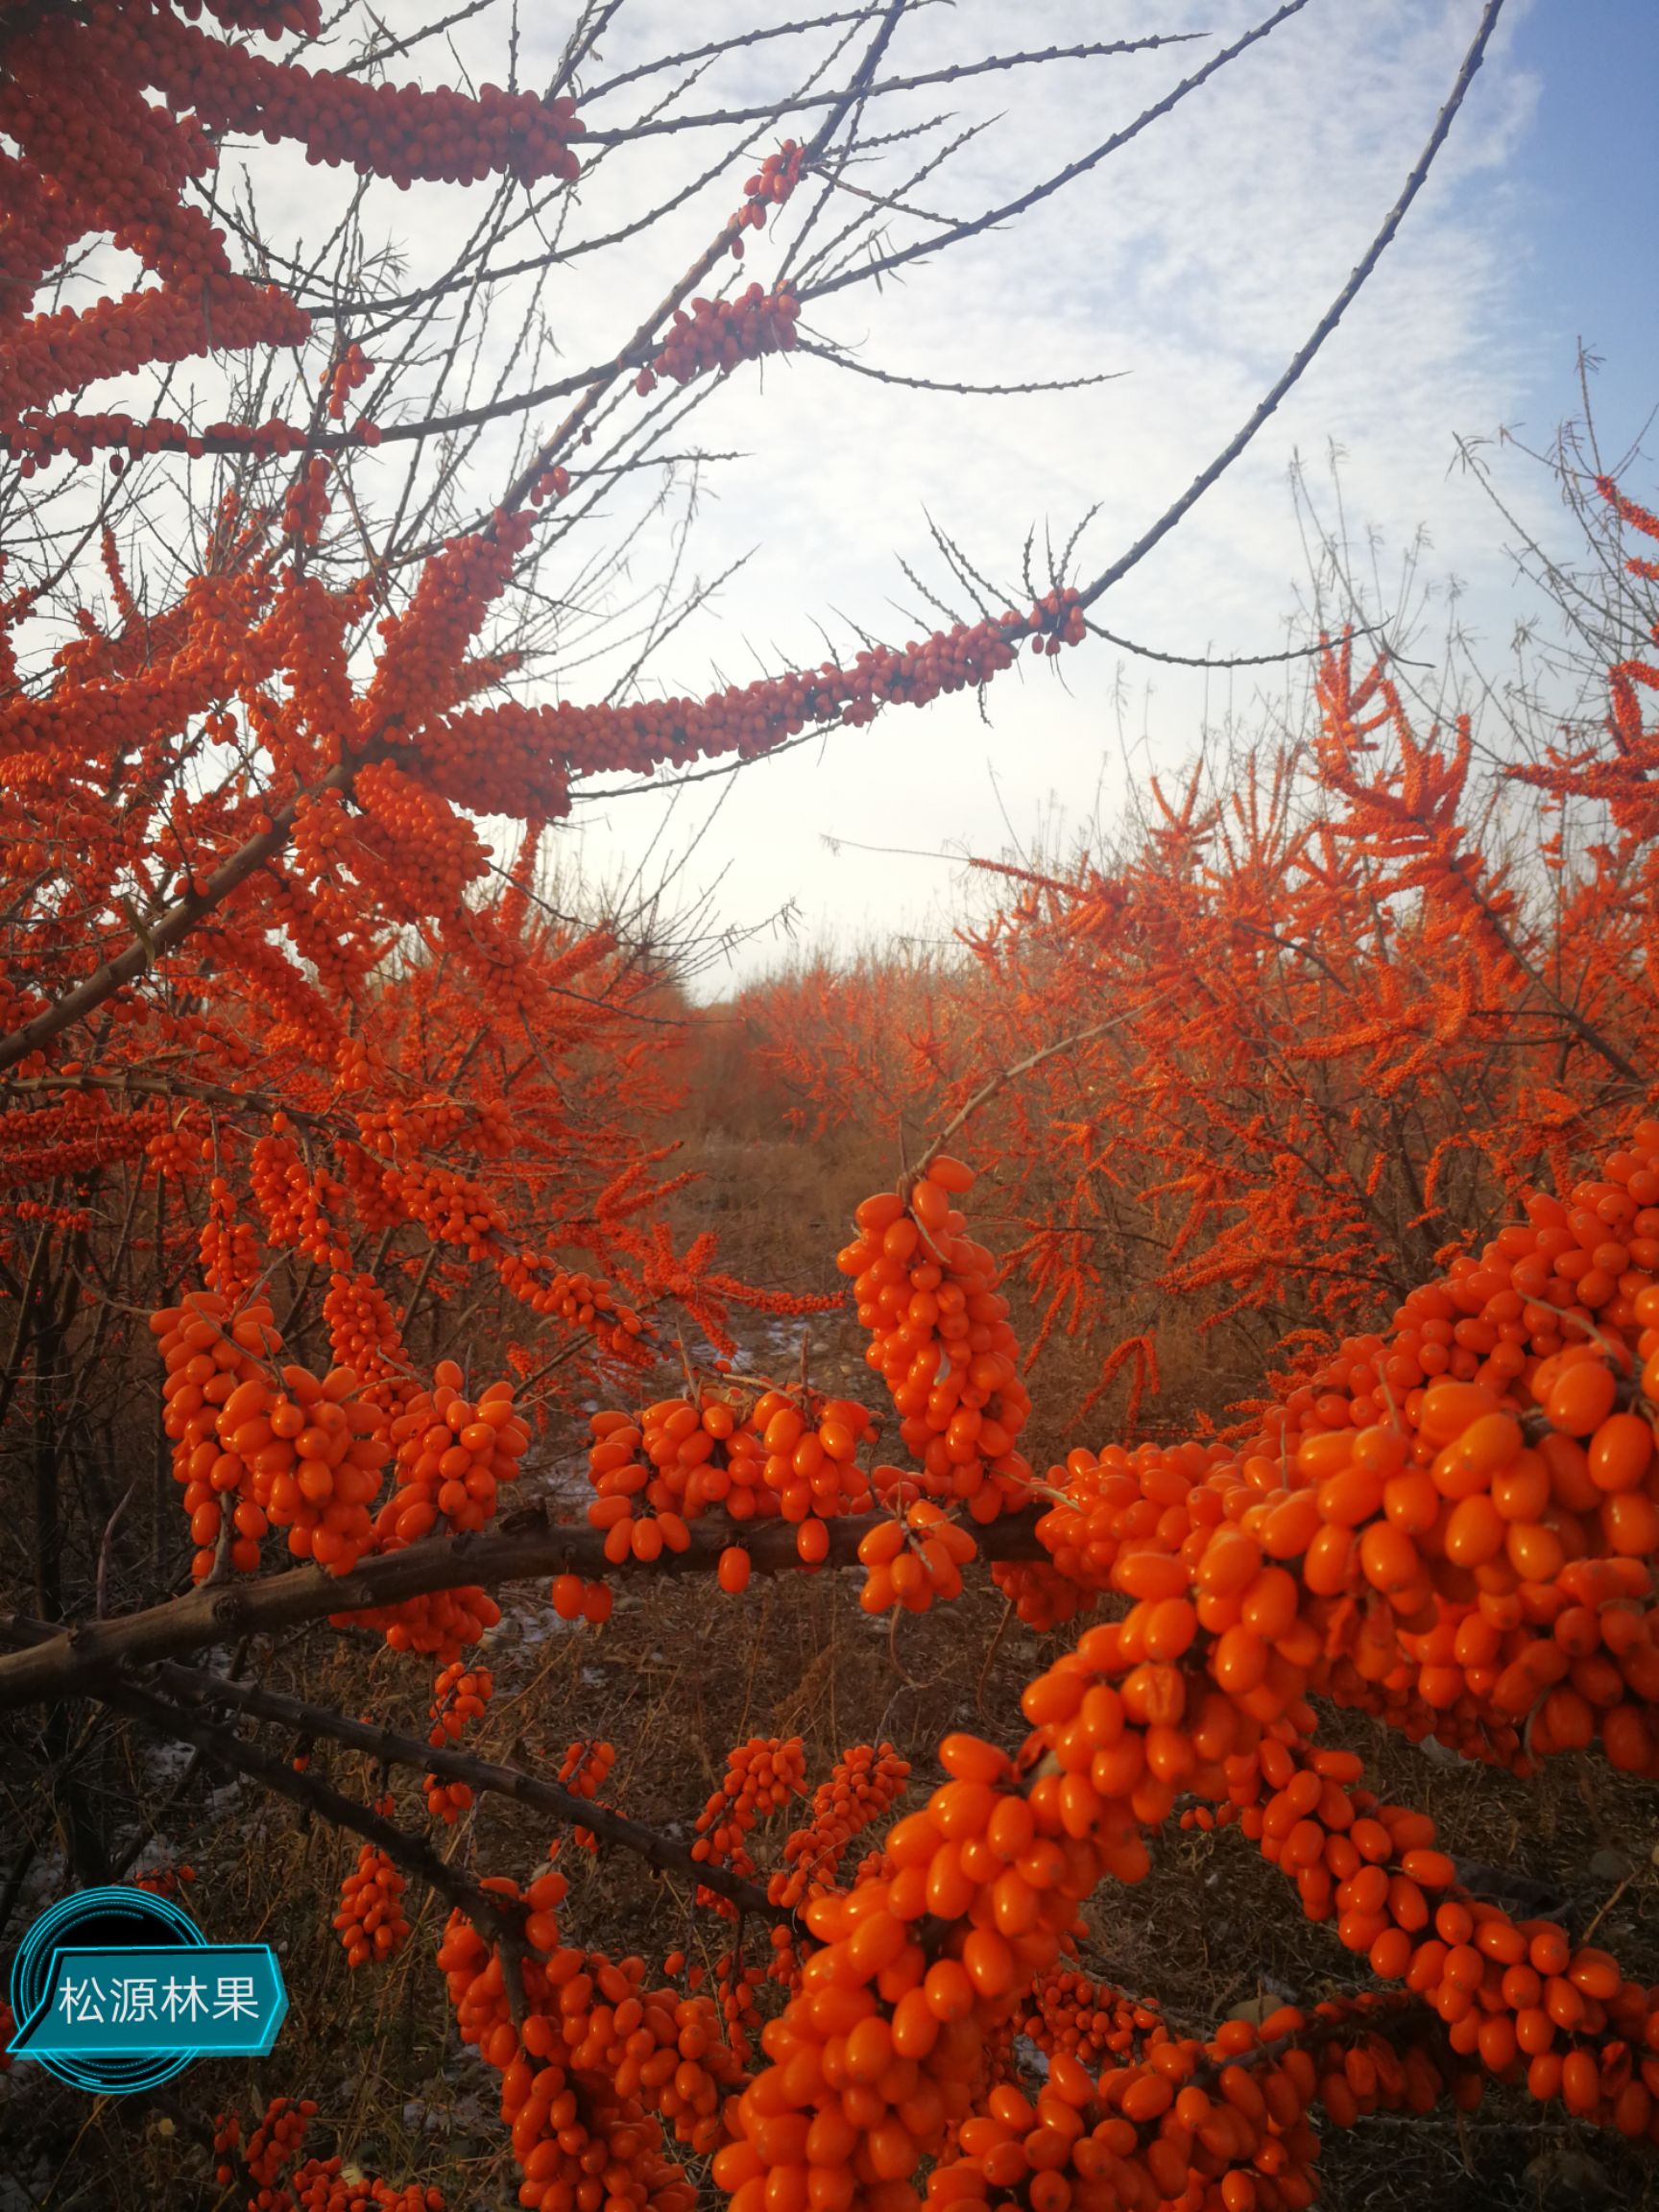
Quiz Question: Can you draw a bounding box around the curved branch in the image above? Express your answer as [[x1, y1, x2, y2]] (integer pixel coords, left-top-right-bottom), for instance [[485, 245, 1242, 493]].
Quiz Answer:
[[0, 1505, 1047, 1713], [94, 1670, 530, 1961], [1075, 0, 1507, 612], [141, 1653, 780, 1918], [798, 2, 1310, 302]]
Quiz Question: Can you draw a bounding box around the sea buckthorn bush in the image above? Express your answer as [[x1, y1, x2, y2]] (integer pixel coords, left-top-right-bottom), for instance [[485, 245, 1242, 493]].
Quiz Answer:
[[10, 5, 1659, 2208]]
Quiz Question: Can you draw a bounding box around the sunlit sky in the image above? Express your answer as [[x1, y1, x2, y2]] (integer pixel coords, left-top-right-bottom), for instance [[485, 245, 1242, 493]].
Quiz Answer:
[[105, 1, 1652, 992], [508, 0, 1654, 992]]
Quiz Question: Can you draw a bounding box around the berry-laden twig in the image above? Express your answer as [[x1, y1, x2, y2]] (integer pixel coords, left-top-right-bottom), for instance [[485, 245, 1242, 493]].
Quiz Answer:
[[86, 1669, 532, 1978], [109, 1651, 780, 1918]]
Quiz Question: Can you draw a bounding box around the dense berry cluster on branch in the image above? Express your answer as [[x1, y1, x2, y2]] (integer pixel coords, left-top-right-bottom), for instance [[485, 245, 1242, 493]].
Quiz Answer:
[[636, 286, 801, 396], [0, 0, 579, 468], [335, 1836, 410, 1968]]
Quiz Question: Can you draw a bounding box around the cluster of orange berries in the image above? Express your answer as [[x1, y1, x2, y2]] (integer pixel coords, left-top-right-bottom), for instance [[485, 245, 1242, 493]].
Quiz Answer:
[[351, 759, 493, 926], [213, 2093, 445, 2212], [344, 1582, 502, 1664], [1270, 1140, 1659, 1440], [711, 1947, 770, 2062], [334, 1137, 405, 1236], [214, 2096, 319, 2191], [549, 1572, 616, 1626], [692, 1737, 807, 1895], [335, 1835, 410, 1968], [356, 504, 534, 748], [725, 1574, 1609, 2212], [771, 1743, 911, 1912], [152, 1287, 390, 1579], [734, 141, 806, 238], [840, 1158, 1034, 1521], [425, 1772, 473, 1824], [200, 1175, 262, 1299], [587, 1383, 876, 1572], [528, 462, 572, 508], [243, 1357, 389, 1571], [3, 279, 311, 448], [3, 1194, 97, 1236], [989, 1500, 1659, 2167], [1013, 1313, 1659, 1780], [635, 285, 800, 397], [205, 5, 324, 47], [283, 455, 333, 545], [378, 1160, 503, 1261], [558, 1740, 616, 1850], [251, 1123, 352, 1269], [0, 0, 313, 429], [423, 1660, 492, 1821], [718, 1680, 1436, 2212], [132, 1860, 197, 1898], [375, 1361, 529, 1544], [495, 1254, 650, 1359], [1286, 1388, 1659, 1769], [323, 1270, 412, 1404], [990, 1551, 1096, 1635], [944, 1995, 1469, 2212], [1141, 1125, 1659, 1775], [3, 1091, 164, 1176], [716, 1732, 1068, 2212], [357, 1094, 472, 1161], [326, 343, 373, 420], [429, 1660, 493, 1743], [438, 1872, 729, 2212], [286, 2163, 445, 2212], [1016, 1966, 1166, 2072], [108, 3, 585, 188], [1, 406, 345, 469], [443, 584, 1087, 791], [1184, 1733, 1659, 2139], [855, 1500, 978, 1615]]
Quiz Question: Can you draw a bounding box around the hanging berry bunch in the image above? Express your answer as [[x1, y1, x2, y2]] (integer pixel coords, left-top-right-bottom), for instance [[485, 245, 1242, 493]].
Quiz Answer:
[[334, 1821, 410, 1968], [423, 1661, 492, 1823], [855, 1498, 978, 1615], [438, 1866, 741, 2209], [691, 1737, 807, 1905], [769, 1742, 910, 1913], [557, 1740, 616, 1851], [839, 1154, 1035, 1522], [735, 141, 806, 236], [634, 285, 800, 397], [374, 1361, 530, 1545], [585, 1377, 878, 1573]]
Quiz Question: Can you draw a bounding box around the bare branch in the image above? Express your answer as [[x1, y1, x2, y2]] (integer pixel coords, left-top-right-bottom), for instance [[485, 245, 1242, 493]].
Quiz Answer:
[[0, 1506, 1046, 1713]]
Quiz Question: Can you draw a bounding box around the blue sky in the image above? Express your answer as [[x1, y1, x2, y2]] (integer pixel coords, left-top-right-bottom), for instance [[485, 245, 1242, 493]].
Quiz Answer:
[[1504, 0, 1655, 463]]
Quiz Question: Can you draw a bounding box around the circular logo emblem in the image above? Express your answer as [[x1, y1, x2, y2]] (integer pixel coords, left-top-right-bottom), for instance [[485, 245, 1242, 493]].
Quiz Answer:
[[8, 1885, 204, 2094]]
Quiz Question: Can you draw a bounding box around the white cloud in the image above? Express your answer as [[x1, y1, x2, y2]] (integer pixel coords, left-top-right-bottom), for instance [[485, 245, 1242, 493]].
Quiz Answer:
[[486, 0, 1556, 988]]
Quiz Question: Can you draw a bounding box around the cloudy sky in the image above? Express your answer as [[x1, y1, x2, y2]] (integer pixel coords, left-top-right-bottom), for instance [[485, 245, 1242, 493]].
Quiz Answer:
[[226, 1, 1656, 987]]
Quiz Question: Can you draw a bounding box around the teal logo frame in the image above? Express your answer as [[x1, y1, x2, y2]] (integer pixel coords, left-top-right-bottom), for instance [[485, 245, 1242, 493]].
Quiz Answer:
[[6, 1886, 287, 2093]]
